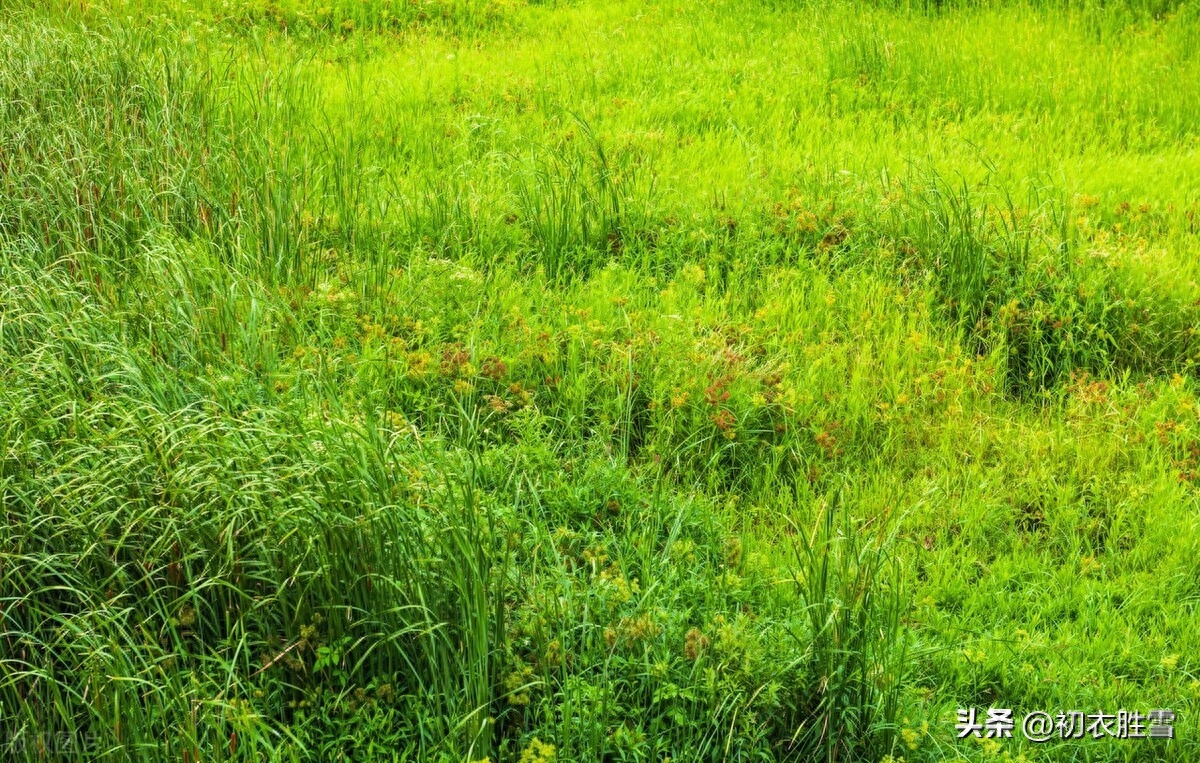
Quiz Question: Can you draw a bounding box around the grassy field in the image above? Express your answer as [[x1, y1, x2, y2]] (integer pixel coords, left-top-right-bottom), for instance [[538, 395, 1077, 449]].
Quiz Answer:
[[2, 0, 1199, 760]]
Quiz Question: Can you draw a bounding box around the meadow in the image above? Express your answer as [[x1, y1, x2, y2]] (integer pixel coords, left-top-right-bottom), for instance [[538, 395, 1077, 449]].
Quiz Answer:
[[1, 0, 1199, 760]]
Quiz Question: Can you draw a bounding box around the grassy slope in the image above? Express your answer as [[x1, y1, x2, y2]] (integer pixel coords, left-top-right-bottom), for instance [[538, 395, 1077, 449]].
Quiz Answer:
[[2, 0, 1200, 761]]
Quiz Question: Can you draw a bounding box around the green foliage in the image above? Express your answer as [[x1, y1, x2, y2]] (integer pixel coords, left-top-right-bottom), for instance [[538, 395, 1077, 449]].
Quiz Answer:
[[2, 0, 1200, 761], [789, 493, 907, 761], [880, 170, 1200, 395]]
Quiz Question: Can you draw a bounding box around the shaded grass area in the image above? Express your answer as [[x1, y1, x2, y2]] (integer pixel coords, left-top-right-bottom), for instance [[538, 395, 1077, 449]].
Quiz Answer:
[[2, 239, 906, 762], [2, 0, 1200, 761]]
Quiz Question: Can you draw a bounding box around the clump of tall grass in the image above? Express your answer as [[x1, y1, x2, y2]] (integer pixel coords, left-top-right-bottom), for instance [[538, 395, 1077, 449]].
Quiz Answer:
[[0, 13, 404, 289], [0, 248, 511, 760], [0, 243, 908, 761], [217, 0, 519, 38], [511, 120, 659, 281], [863, 0, 1189, 19], [787, 490, 907, 761], [761, 166, 1200, 397], [883, 169, 1200, 395], [0, 20, 213, 269]]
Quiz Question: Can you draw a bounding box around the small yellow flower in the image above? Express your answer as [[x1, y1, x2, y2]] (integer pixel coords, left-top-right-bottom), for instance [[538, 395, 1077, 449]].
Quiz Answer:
[[386, 411, 408, 429], [518, 737, 556, 763], [544, 639, 562, 668], [406, 350, 433, 378], [504, 664, 535, 706], [962, 647, 986, 664], [681, 263, 706, 285], [975, 736, 1001, 755]]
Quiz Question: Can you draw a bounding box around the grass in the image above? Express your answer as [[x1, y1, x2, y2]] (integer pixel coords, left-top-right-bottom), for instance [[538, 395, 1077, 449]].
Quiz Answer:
[[1, 0, 1199, 760]]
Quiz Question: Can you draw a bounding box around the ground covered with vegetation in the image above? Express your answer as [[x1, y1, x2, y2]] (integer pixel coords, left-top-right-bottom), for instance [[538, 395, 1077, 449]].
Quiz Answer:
[[2, 0, 1199, 760]]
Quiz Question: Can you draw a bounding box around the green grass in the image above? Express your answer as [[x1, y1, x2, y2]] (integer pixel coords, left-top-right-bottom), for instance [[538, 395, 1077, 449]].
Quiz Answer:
[[2, 0, 1199, 761]]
